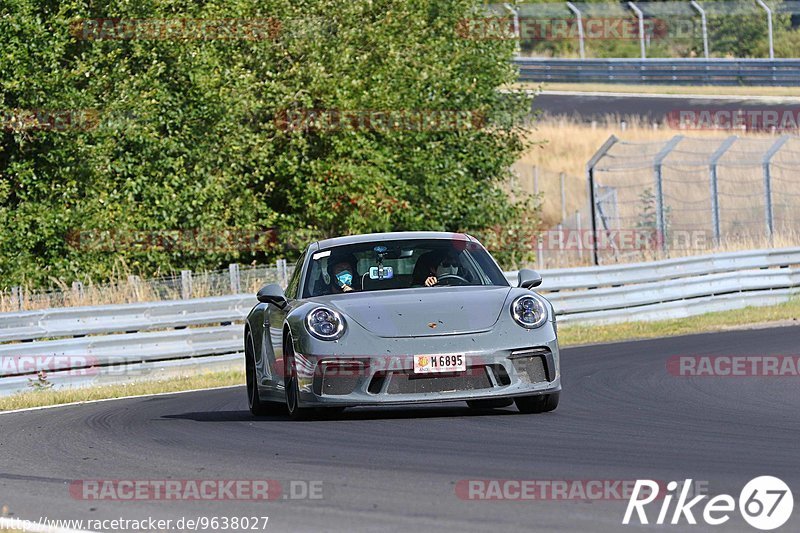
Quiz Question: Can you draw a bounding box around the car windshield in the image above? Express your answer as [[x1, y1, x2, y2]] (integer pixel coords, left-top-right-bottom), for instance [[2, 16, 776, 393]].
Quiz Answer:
[[302, 238, 508, 298]]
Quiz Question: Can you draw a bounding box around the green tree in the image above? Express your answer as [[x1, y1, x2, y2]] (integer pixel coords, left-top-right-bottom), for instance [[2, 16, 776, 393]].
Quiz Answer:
[[1, 0, 537, 289]]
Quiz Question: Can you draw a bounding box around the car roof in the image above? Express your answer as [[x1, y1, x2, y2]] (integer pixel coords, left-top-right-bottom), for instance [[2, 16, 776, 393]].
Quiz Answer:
[[313, 231, 476, 251]]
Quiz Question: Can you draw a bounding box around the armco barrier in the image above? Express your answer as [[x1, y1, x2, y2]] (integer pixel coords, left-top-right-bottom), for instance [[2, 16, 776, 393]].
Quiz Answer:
[[2, 248, 799, 396], [514, 58, 800, 86]]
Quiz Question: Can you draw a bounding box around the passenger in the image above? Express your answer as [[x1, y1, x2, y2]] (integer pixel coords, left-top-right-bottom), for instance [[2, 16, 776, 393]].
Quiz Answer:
[[327, 253, 359, 293]]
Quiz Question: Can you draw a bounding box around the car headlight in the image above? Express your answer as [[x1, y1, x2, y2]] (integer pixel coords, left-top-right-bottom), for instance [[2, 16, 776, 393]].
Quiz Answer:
[[305, 307, 346, 340], [511, 295, 548, 329]]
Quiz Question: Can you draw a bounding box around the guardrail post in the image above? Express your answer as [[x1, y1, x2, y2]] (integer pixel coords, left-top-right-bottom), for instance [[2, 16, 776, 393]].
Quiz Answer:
[[228, 263, 241, 294], [709, 136, 738, 247], [181, 270, 193, 299], [566, 2, 585, 59], [628, 2, 646, 59], [653, 135, 683, 253], [586, 135, 619, 265], [762, 135, 790, 244], [756, 0, 775, 59], [690, 1, 709, 59]]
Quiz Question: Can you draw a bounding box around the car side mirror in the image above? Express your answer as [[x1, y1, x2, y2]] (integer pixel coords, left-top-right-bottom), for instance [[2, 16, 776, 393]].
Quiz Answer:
[[517, 268, 543, 289], [256, 283, 288, 308]]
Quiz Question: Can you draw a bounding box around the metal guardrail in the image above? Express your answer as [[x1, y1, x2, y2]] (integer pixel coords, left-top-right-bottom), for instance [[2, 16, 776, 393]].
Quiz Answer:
[[505, 247, 800, 323], [514, 58, 800, 86], [2, 248, 799, 395]]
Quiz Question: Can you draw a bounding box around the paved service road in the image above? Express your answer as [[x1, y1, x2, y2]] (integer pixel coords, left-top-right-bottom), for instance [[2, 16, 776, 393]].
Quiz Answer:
[[1, 326, 799, 532], [533, 92, 800, 125]]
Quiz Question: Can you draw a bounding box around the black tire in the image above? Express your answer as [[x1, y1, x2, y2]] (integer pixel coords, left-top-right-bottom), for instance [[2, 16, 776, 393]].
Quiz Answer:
[[515, 392, 560, 414], [246, 331, 282, 416], [466, 398, 514, 409], [284, 335, 315, 421]]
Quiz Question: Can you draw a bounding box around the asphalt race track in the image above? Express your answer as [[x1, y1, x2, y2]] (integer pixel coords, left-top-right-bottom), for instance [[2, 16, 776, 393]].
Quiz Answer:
[[533, 92, 800, 125], [1, 326, 799, 532]]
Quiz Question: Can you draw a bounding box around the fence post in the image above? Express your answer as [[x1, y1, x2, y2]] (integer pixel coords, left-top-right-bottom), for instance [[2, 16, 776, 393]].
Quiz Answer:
[[11, 286, 23, 310], [690, 1, 709, 59], [536, 239, 545, 270], [560, 172, 567, 224], [586, 135, 619, 265], [276, 259, 288, 287], [576, 211, 584, 262], [762, 135, 790, 244], [653, 135, 683, 253], [533, 166, 539, 195], [756, 0, 774, 60], [228, 263, 241, 294], [566, 2, 585, 59], [181, 270, 193, 299], [709, 136, 738, 247], [71, 281, 85, 301], [628, 2, 646, 59]]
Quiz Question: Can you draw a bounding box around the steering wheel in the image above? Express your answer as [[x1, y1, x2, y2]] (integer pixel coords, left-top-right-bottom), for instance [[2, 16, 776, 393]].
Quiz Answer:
[[435, 274, 470, 286]]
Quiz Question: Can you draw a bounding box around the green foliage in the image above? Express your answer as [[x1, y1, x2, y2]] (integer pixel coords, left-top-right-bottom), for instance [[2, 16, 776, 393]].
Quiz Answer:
[[1, 0, 538, 288]]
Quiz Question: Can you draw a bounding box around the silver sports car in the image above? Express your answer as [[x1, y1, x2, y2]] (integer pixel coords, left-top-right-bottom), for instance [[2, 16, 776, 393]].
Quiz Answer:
[[244, 231, 561, 419]]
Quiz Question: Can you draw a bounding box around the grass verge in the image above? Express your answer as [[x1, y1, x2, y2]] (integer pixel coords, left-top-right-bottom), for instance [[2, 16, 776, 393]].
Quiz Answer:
[[558, 297, 800, 347], [2, 299, 799, 412], [0, 370, 244, 412]]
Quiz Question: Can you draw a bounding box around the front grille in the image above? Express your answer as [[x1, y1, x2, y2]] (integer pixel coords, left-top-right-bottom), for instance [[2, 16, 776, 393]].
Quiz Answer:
[[385, 367, 492, 394], [510, 347, 551, 384]]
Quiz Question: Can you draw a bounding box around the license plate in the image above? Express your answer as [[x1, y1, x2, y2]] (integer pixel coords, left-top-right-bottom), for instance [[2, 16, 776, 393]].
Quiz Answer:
[[413, 354, 466, 374]]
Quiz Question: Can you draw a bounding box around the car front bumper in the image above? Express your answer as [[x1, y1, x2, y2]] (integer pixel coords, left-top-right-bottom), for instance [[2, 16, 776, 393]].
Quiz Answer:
[[291, 333, 561, 407]]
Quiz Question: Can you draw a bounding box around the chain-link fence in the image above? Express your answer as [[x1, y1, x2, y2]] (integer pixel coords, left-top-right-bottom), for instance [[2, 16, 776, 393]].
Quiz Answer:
[[587, 134, 800, 264], [508, 162, 594, 268], [488, 1, 797, 60], [0, 261, 293, 312]]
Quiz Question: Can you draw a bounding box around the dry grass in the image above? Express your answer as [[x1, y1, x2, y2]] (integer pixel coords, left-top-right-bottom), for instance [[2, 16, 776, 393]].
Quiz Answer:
[[0, 370, 244, 412], [0, 265, 274, 312]]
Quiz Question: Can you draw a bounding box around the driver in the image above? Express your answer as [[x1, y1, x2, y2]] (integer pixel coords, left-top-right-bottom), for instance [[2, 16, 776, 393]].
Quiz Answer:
[[412, 251, 460, 287], [327, 253, 359, 293]]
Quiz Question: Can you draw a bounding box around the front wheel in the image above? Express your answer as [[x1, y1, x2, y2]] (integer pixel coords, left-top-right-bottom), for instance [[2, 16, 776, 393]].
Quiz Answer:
[[515, 392, 559, 414], [246, 331, 283, 416], [284, 335, 315, 421]]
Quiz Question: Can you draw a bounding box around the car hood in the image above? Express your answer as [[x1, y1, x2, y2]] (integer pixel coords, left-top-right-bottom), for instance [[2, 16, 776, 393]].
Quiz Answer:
[[311, 286, 513, 338]]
